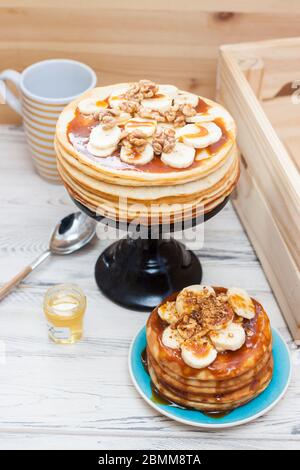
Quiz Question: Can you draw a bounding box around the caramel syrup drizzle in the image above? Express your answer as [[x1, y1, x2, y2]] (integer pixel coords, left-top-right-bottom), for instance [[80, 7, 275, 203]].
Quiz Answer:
[[178, 125, 209, 142], [126, 120, 155, 128], [95, 99, 108, 108]]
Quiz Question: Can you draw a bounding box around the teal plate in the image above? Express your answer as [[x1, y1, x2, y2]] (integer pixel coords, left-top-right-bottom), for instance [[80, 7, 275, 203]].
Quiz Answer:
[[128, 326, 291, 428]]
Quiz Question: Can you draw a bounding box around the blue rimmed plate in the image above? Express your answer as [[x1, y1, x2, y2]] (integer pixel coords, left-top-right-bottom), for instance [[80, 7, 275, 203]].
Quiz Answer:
[[128, 326, 291, 428]]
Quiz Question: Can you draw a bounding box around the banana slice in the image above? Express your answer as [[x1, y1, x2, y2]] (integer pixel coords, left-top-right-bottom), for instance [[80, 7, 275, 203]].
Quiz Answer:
[[176, 122, 222, 149], [120, 143, 154, 165], [227, 287, 255, 320], [78, 97, 108, 115], [158, 84, 178, 99], [88, 124, 121, 150], [162, 326, 184, 349], [176, 285, 215, 316], [181, 337, 217, 369], [125, 118, 156, 137], [161, 142, 195, 169], [209, 323, 246, 352], [157, 122, 174, 131], [158, 301, 179, 324], [109, 97, 125, 109], [174, 91, 198, 108], [108, 84, 131, 108], [116, 112, 131, 126], [186, 113, 214, 124], [87, 143, 117, 157], [141, 94, 172, 112]]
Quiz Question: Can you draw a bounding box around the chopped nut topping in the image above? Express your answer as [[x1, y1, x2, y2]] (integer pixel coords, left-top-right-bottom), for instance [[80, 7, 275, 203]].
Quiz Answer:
[[177, 315, 198, 339], [176, 311, 208, 340], [200, 294, 234, 330], [178, 287, 213, 314], [152, 128, 176, 155], [173, 290, 235, 343], [125, 79, 159, 101]]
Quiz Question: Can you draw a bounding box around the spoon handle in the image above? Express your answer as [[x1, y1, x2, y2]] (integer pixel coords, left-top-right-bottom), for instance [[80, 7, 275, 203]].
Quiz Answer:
[[0, 250, 51, 301]]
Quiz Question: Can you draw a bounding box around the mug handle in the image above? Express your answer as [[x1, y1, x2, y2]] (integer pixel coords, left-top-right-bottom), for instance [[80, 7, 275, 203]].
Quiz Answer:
[[0, 69, 22, 115]]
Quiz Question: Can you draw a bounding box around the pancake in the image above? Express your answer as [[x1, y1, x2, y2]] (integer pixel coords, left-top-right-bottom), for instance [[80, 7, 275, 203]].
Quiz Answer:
[[148, 356, 273, 411], [145, 286, 273, 412], [56, 146, 239, 222], [55, 80, 239, 223], [147, 346, 272, 394]]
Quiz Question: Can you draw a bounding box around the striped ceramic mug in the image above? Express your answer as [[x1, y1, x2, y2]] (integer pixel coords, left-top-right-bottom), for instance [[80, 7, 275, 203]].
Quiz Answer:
[[0, 59, 97, 183]]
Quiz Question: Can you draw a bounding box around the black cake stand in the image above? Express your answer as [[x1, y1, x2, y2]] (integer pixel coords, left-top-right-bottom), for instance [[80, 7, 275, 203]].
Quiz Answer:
[[70, 195, 230, 311]]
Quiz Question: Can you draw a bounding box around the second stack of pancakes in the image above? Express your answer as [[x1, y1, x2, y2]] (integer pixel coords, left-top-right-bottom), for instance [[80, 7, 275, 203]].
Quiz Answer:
[[146, 285, 273, 411]]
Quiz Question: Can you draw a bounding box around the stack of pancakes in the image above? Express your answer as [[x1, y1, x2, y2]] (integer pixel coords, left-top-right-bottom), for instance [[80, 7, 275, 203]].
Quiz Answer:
[[55, 82, 239, 224], [146, 286, 273, 412]]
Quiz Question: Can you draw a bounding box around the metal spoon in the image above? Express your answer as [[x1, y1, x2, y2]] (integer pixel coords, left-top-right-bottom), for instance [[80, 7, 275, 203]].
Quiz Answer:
[[0, 212, 97, 301]]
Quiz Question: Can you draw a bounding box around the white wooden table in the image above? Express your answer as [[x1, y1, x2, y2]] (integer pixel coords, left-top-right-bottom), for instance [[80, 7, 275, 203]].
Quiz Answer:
[[0, 124, 299, 450]]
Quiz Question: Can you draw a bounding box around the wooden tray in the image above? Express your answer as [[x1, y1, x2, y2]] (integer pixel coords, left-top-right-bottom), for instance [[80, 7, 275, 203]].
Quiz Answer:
[[218, 37, 300, 342]]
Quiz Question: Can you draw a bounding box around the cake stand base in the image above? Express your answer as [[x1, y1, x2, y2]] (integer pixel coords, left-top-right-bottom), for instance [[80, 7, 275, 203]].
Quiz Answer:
[[71, 196, 229, 311], [95, 237, 202, 311]]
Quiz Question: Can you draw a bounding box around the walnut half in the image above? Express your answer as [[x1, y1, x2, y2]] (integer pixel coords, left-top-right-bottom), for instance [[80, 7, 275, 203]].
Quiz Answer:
[[125, 79, 159, 101], [164, 103, 197, 128], [121, 130, 148, 155], [96, 108, 121, 129], [152, 128, 176, 155]]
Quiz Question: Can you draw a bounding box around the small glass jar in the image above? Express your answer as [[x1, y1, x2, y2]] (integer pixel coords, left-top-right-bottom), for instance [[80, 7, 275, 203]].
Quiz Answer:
[[43, 283, 86, 344]]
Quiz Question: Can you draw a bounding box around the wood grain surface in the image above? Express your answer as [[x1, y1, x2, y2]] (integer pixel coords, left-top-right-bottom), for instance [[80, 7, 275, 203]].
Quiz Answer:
[[218, 38, 300, 341], [1, 2, 300, 123], [0, 124, 298, 450]]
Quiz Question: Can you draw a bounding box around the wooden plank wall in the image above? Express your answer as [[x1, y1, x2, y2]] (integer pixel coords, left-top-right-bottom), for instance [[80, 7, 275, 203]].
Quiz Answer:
[[1, 1, 300, 124]]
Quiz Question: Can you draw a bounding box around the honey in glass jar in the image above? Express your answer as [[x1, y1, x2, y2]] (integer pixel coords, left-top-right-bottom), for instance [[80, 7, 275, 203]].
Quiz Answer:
[[43, 283, 86, 344]]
